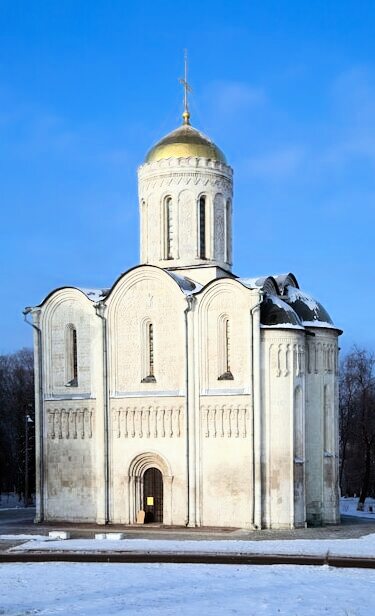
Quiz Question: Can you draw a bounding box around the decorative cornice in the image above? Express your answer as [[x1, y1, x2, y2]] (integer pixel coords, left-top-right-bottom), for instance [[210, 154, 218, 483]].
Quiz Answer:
[[139, 173, 232, 196], [138, 156, 233, 179]]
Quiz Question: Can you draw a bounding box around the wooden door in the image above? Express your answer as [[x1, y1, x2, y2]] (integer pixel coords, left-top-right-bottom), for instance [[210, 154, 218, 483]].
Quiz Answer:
[[143, 467, 163, 523]]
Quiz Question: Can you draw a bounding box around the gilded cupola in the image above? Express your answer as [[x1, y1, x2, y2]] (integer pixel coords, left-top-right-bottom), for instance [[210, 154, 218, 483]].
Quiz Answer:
[[138, 54, 233, 274]]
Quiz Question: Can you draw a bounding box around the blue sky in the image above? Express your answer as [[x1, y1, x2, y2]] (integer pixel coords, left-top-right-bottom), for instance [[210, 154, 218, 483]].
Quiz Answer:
[[1, 1, 375, 354]]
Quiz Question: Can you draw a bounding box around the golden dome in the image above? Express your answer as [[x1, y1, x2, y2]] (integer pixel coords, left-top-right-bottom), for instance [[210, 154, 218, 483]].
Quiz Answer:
[[145, 123, 227, 164]]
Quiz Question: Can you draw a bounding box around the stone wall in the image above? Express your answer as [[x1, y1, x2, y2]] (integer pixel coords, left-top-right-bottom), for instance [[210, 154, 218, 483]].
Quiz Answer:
[[34, 267, 340, 529], [261, 329, 306, 529], [305, 330, 340, 525], [110, 396, 186, 525], [45, 402, 96, 521], [199, 395, 252, 528], [138, 157, 233, 270], [107, 267, 186, 396]]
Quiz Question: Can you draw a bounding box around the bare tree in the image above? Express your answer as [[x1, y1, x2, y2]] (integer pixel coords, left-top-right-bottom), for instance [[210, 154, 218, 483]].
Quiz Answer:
[[339, 355, 357, 489], [339, 347, 375, 509], [0, 348, 35, 501]]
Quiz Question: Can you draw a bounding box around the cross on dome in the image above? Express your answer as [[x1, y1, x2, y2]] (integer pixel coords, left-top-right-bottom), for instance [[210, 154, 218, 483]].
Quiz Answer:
[[144, 51, 227, 164], [178, 49, 192, 125]]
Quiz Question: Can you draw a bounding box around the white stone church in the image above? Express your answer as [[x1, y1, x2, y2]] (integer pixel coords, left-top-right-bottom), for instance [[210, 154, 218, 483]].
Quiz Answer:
[[27, 98, 341, 529]]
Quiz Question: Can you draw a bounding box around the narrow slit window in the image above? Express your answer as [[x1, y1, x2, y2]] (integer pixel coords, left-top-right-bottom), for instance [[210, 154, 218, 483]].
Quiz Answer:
[[72, 329, 78, 381], [225, 319, 230, 373], [65, 326, 78, 387], [225, 199, 231, 263], [218, 318, 233, 380], [324, 385, 331, 452], [199, 196, 206, 259], [149, 323, 154, 376], [294, 386, 303, 461], [142, 322, 156, 383], [165, 197, 173, 259]]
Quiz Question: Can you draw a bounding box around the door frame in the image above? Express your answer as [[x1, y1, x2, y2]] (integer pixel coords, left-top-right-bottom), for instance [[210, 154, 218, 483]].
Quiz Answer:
[[127, 451, 173, 524]]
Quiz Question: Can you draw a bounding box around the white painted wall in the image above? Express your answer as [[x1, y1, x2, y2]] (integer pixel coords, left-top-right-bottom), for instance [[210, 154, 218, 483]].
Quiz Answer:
[[138, 157, 233, 271], [35, 289, 101, 521], [31, 134, 341, 530], [305, 329, 340, 526]]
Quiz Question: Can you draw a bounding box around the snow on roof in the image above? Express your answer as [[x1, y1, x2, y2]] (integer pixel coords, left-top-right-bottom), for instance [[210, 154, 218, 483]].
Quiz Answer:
[[240, 276, 280, 295], [285, 286, 321, 312], [240, 273, 299, 295], [166, 271, 203, 295], [267, 294, 298, 313], [260, 294, 304, 329], [285, 287, 337, 325], [283, 286, 341, 331], [78, 288, 110, 302], [302, 320, 338, 330], [239, 276, 268, 289], [260, 323, 305, 330], [273, 272, 299, 291]]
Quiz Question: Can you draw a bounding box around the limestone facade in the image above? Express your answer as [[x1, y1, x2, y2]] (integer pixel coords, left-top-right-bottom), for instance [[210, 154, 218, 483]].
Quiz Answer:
[[138, 157, 233, 271], [28, 118, 341, 529]]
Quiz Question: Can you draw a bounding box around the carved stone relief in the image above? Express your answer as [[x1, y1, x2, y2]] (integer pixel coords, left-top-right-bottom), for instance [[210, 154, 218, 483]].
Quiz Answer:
[[306, 341, 336, 375], [178, 189, 195, 257], [140, 174, 232, 196], [293, 343, 305, 377], [112, 406, 183, 439], [201, 404, 249, 438], [214, 194, 225, 260], [47, 408, 93, 440]]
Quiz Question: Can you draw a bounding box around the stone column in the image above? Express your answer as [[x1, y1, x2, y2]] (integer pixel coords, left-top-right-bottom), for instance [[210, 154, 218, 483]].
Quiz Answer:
[[186, 298, 197, 527], [252, 301, 262, 529], [164, 475, 174, 525], [94, 308, 107, 525]]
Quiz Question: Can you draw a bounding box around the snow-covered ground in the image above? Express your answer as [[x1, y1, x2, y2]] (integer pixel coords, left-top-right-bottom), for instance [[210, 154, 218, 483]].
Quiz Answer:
[[1, 498, 375, 614], [0, 562, 375, 615], [2, 497, 375, 556], [4, 532, 375, 558], [341, 496, 375, 519], [0, 492, 34, 509], [1, 495, 375, 557], [0, 494, 23, 510], [0, 534, 52, 541]]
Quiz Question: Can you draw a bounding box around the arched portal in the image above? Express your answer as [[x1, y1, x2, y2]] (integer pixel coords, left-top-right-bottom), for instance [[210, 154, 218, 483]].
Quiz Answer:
[[127, 452, 173, 525], [143, 467, 163, 523]]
